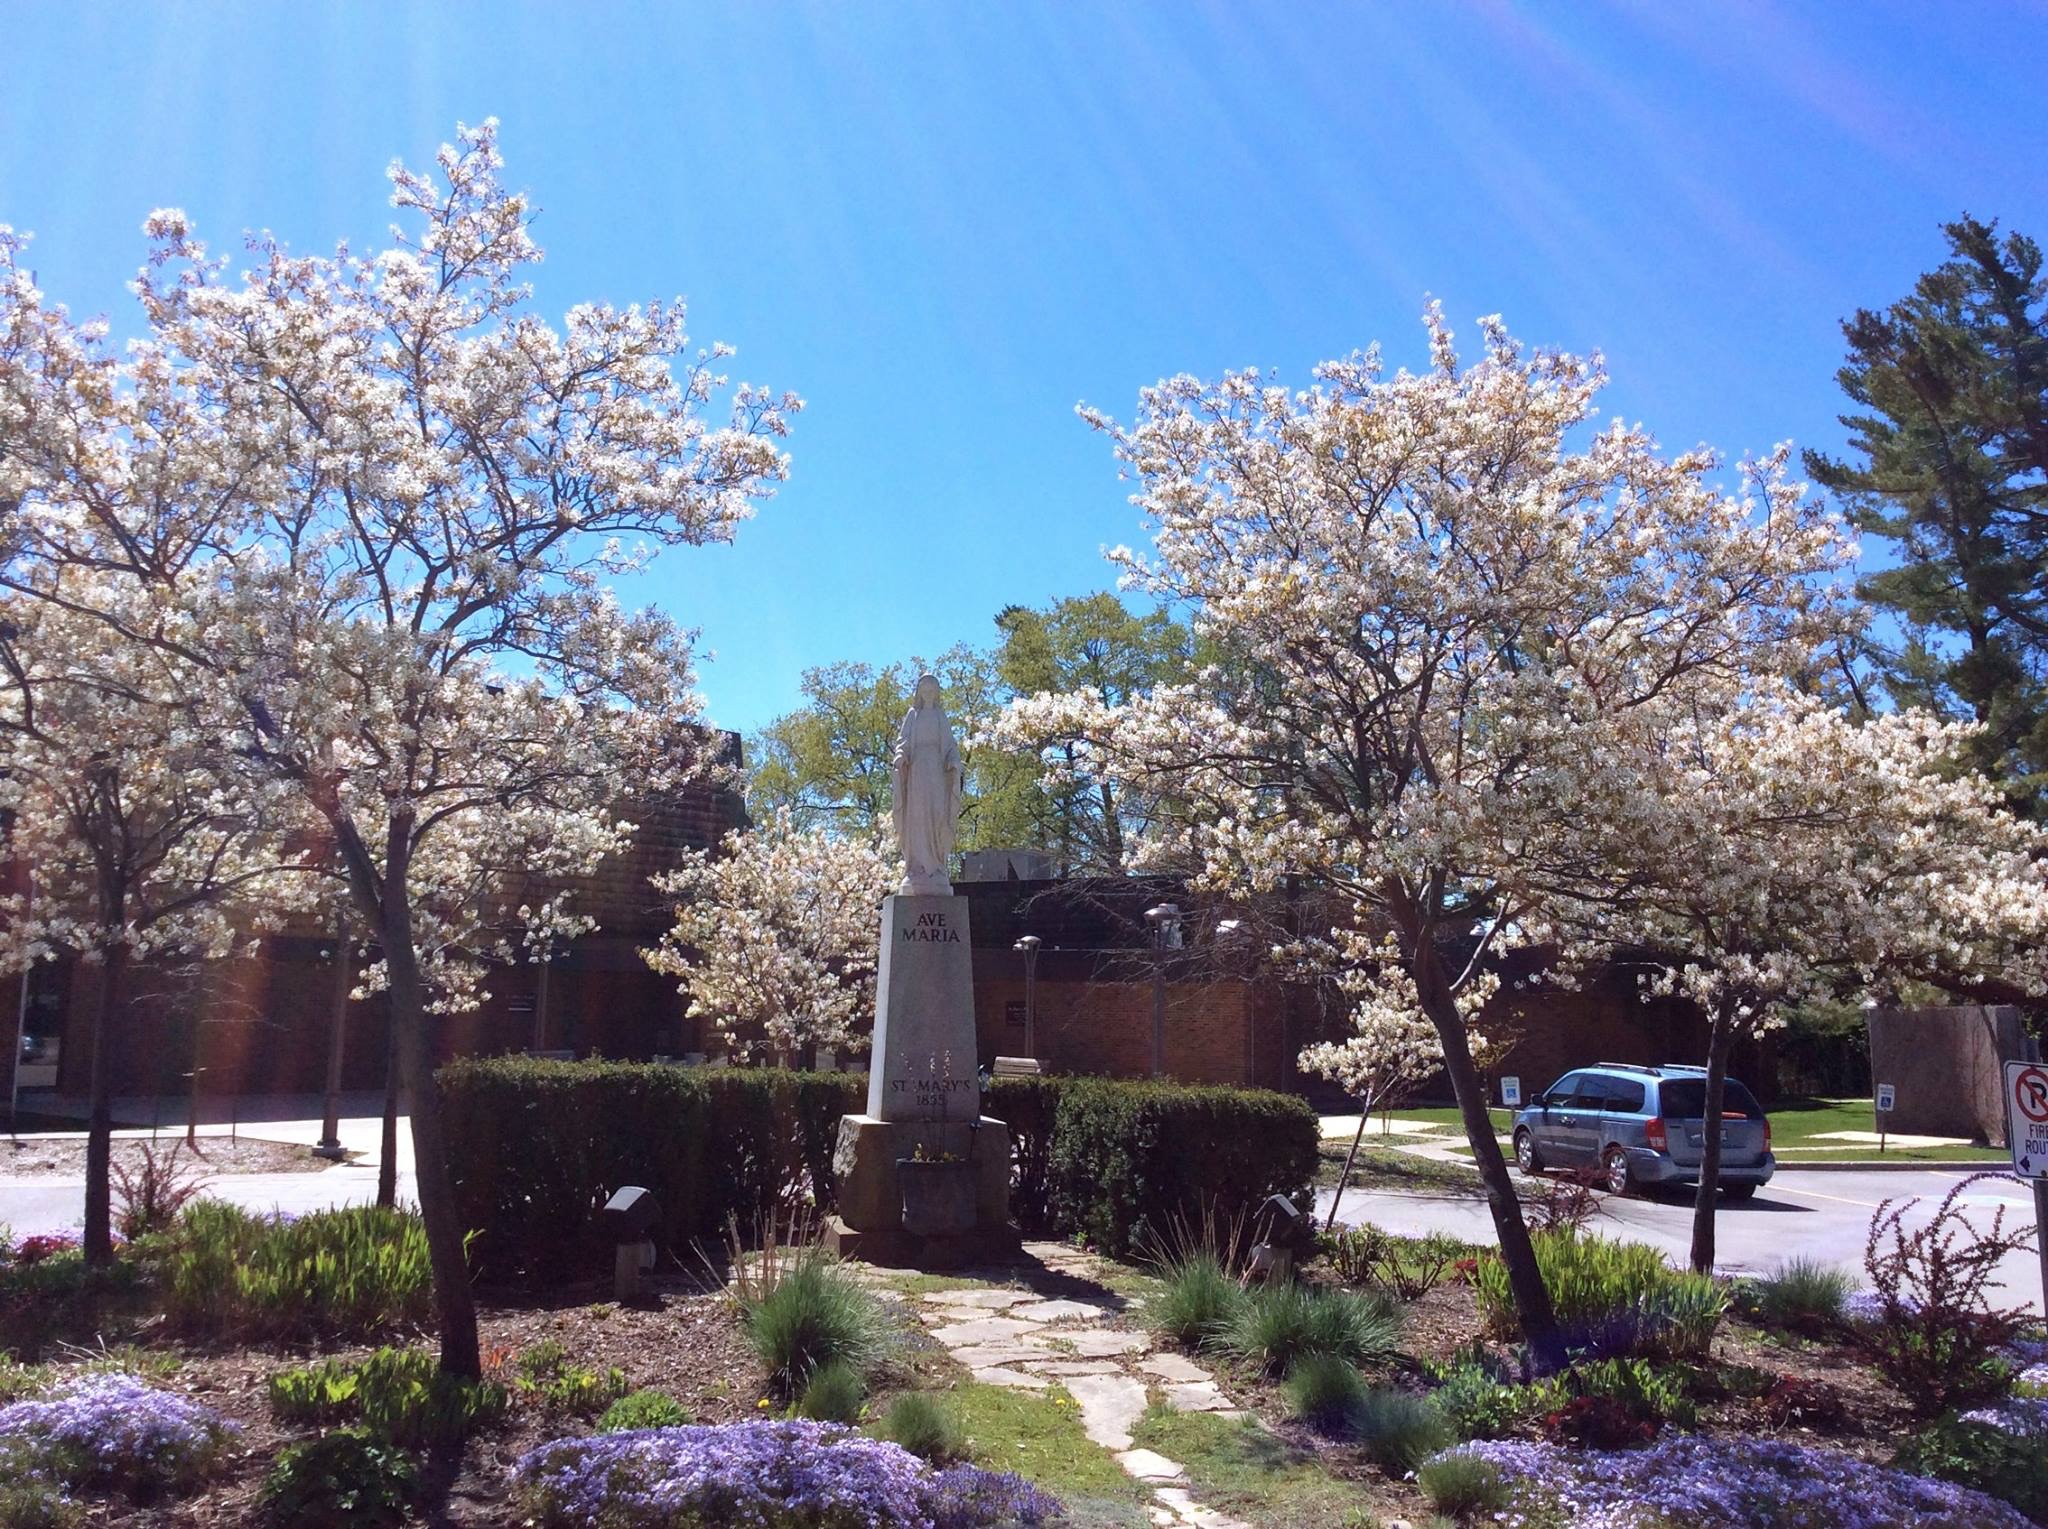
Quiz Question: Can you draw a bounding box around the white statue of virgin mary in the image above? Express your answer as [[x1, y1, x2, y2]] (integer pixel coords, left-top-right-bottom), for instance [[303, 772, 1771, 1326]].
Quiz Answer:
[[891, 673, 963, 895]]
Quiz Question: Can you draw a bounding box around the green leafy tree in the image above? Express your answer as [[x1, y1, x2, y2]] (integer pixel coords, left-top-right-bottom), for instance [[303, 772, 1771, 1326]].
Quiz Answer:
[[991, 594, 1194, 871], [1806, 216, 2048, 816]]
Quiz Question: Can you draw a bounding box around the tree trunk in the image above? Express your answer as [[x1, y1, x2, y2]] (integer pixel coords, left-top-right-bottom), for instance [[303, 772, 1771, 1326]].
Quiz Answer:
[[1324, 1102, 1372, 1233], [1689, 1004, 1739, 1274], [377, 1012, 399, 1210], [1413, 944, 1565, 1372], [82, 943, 127, 1268], [373, 871, 480, 1379]]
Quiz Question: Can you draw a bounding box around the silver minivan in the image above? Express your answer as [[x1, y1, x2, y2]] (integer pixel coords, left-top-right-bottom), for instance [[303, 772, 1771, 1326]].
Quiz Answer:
[[1511, 1063, 1775, 1198]]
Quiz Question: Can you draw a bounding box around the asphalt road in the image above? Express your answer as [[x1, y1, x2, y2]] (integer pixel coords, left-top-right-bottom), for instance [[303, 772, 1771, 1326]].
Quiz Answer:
[[1318, 1167, 2048, 1314]]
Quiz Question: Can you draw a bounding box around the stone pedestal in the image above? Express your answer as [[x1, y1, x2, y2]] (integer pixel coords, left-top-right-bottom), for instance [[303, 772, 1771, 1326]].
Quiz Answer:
[[828, 893, 1019, 1266]]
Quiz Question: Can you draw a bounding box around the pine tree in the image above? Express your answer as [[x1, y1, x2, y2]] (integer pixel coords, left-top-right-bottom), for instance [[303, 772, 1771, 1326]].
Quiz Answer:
[[1806, 216, 2048, 816]]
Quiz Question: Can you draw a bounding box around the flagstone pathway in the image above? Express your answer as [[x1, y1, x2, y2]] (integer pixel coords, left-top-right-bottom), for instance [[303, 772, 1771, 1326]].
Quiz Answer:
[[913, 1241, 1255, 1529]]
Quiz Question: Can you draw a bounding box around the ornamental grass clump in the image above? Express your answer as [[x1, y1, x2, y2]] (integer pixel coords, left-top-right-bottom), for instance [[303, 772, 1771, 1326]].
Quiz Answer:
[[1416, 1451, 1510, 1518], [1148, 1253, 1246, 1350], [1282, 1353, 1370, 1432], [0, 1373, 237, 1501], [1472, 1230, 1725, 1359], [514, 1419, 1062, 1527], [1749, 1257, 1853, 1333], [1349, 1387, 1452, 1473], [1219, 1282, 1402, 1376], [739, 1246, 895, 1397], [797, 1359, 867, 1423], [877, 1391, 968, 1465], [1431, 1435, 2032, 1528]]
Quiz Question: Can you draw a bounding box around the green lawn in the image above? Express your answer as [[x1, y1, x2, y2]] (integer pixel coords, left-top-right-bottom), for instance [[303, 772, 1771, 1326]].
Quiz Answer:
[[1379, 1097, 2004, 1161], [942, 1381, 1152, 1527], [1131, 1406, 1412, 1528]]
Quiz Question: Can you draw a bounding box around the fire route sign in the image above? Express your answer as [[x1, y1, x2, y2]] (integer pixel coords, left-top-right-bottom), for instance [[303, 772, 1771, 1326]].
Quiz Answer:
[[2007, 1061, 2048, 1179]]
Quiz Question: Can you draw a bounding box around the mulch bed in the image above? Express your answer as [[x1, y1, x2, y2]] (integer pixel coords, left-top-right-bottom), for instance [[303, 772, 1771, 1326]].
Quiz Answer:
[[60, 1276, 767, 1526], [0, 1136, 340, 1180]]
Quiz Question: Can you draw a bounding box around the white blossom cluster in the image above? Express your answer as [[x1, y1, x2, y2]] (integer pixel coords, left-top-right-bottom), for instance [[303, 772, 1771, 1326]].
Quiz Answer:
[[646, 809, 900, 1064]]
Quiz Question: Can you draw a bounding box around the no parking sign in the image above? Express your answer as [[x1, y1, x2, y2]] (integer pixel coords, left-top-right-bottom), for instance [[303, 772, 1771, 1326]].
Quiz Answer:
[[2007, 1062, 2048, 1178]]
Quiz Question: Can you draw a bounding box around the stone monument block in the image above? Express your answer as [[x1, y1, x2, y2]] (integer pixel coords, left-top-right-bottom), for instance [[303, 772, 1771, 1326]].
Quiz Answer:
[[868, 894, 980, 1123]]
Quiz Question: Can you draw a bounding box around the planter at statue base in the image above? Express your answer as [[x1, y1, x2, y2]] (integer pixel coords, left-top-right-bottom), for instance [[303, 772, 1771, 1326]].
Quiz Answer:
[[898, 1159, 977, 1236]]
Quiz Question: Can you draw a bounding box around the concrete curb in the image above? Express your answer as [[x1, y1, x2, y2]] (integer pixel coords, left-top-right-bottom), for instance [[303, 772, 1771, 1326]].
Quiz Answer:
[[1776, 1159, 2008, 1173]]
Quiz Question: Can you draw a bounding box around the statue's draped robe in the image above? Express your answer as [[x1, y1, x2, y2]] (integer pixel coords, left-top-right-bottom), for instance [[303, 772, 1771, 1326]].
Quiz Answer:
[[893, 701, 961, 895]]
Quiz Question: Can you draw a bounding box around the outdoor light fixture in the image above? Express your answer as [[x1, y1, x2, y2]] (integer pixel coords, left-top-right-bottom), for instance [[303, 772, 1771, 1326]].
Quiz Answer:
[[1144, 903, 1182, 1077], [1012, 935, 1042, 1057], [601, 1184, 660, 1301]]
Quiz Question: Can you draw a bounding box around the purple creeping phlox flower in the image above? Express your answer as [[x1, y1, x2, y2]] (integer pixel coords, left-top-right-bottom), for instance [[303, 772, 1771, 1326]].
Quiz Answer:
[[1431, 1435, 2031, 1529], [1959, 1396, 2048, 1439], [514, 1418, 1063, 1528], [0, 1372, 239, 1497]]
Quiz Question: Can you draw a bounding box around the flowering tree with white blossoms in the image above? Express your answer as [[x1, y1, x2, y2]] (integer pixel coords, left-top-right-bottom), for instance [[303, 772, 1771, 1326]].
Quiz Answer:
[[1567, 685, 2048, 1273], [0, 122, 798, 1374], [0, 590, 316, 1264], [646, 809, 901, 1065], [995, 308, 1850, 1367]]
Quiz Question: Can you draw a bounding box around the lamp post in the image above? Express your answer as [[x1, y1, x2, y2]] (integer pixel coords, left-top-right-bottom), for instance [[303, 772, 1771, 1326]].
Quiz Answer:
[[316, 914, 351, 1161], [1012, 935, 1041, 1058], [1144, 902, 1182, 1078]]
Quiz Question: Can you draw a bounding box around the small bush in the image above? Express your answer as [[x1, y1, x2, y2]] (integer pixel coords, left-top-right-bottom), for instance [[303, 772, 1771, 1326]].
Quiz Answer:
[[599, 1388, 692, 1432], [267, 1359, 359, 1425], [1149, 1254, 1246, 1350], [877, 1391, 969, 1465], [1349, 1387, 1451, 1473], [1417, 1450, 1511, 1517], [741, 1248, 895, 1397], [1283, 1353, 1370, 1432], [1897, 1413, 2048, 1523], [0, 1447, 77, 1529], [1429, 1362, 1526, 1441], [1320, 1224, 1462, 1301], [511, 1341, 628, 1418], [110, 1143, 209, 1241], [352, 1347, 507, 1447], [1752, 1257, 1853, 1332], [798, 1360, 868, 1423], [1471, 1231, 1725, 1359], [1220, 1283, 1402, 1376], [260, 1428, 418, 1528], [162, 1202, 439, 1339], [1532, 1357, 1695, 1433], [1863, 1174, 2033, 1415]]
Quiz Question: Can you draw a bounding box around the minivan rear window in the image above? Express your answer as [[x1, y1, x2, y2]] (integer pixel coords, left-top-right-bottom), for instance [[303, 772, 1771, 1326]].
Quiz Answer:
[[1658, 1079, 1761, 1118]]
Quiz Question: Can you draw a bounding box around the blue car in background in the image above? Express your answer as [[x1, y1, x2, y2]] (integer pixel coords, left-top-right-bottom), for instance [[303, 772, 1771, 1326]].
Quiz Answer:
[[1511, 1063, 1775, 1199]]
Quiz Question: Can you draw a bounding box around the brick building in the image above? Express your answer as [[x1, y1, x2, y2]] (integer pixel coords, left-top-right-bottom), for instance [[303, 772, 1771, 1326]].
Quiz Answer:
[[10, 769, 1763, 1107]]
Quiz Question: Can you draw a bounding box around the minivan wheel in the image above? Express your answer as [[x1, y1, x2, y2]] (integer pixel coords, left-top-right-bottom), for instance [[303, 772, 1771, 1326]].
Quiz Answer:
[[1515, 1130, 1543, 1177], [1722, 1182, 1757, 1202], [1602, 1146, 1634, 1196]]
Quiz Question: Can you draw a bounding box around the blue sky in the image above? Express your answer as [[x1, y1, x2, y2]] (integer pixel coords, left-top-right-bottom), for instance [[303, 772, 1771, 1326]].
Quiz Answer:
[[5, 3, 2046, 735]]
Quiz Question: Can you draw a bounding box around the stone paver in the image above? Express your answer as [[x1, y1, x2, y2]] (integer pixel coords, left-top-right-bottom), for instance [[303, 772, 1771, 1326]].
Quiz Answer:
[[1064, 1372, 1150, 1450], [1138, 1353, 1210, 1383], [1011, 1297, 1112, 1323], [908, 1248, 1251, 1529], [1115, 1448, 1185, 1482], [922, 1288, 1035, 1309], [1060, 1327, 1153, 1357], [971, 1365, 1049, 1390], [926, 1315, 1044, 1346]]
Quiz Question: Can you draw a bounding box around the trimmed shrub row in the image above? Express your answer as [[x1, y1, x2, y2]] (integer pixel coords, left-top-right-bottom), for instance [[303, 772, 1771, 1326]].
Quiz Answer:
[[437, 1058, 1319, 1281]]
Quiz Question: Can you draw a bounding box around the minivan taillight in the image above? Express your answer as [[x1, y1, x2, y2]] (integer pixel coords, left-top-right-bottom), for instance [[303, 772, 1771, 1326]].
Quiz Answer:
[[1645, 1117, 1667, 1152]]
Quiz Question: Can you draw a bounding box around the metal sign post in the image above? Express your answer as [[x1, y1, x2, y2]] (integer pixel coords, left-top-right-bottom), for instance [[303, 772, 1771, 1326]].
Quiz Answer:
[[2005, 1042, 2048, 1317]]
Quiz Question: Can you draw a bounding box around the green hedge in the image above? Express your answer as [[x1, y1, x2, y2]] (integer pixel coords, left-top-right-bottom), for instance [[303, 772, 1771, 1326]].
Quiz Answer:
[[437, 1058, 863, 1284], [1044, 1077, 1320, 1258], [437, 1058, 1318, 1281]]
